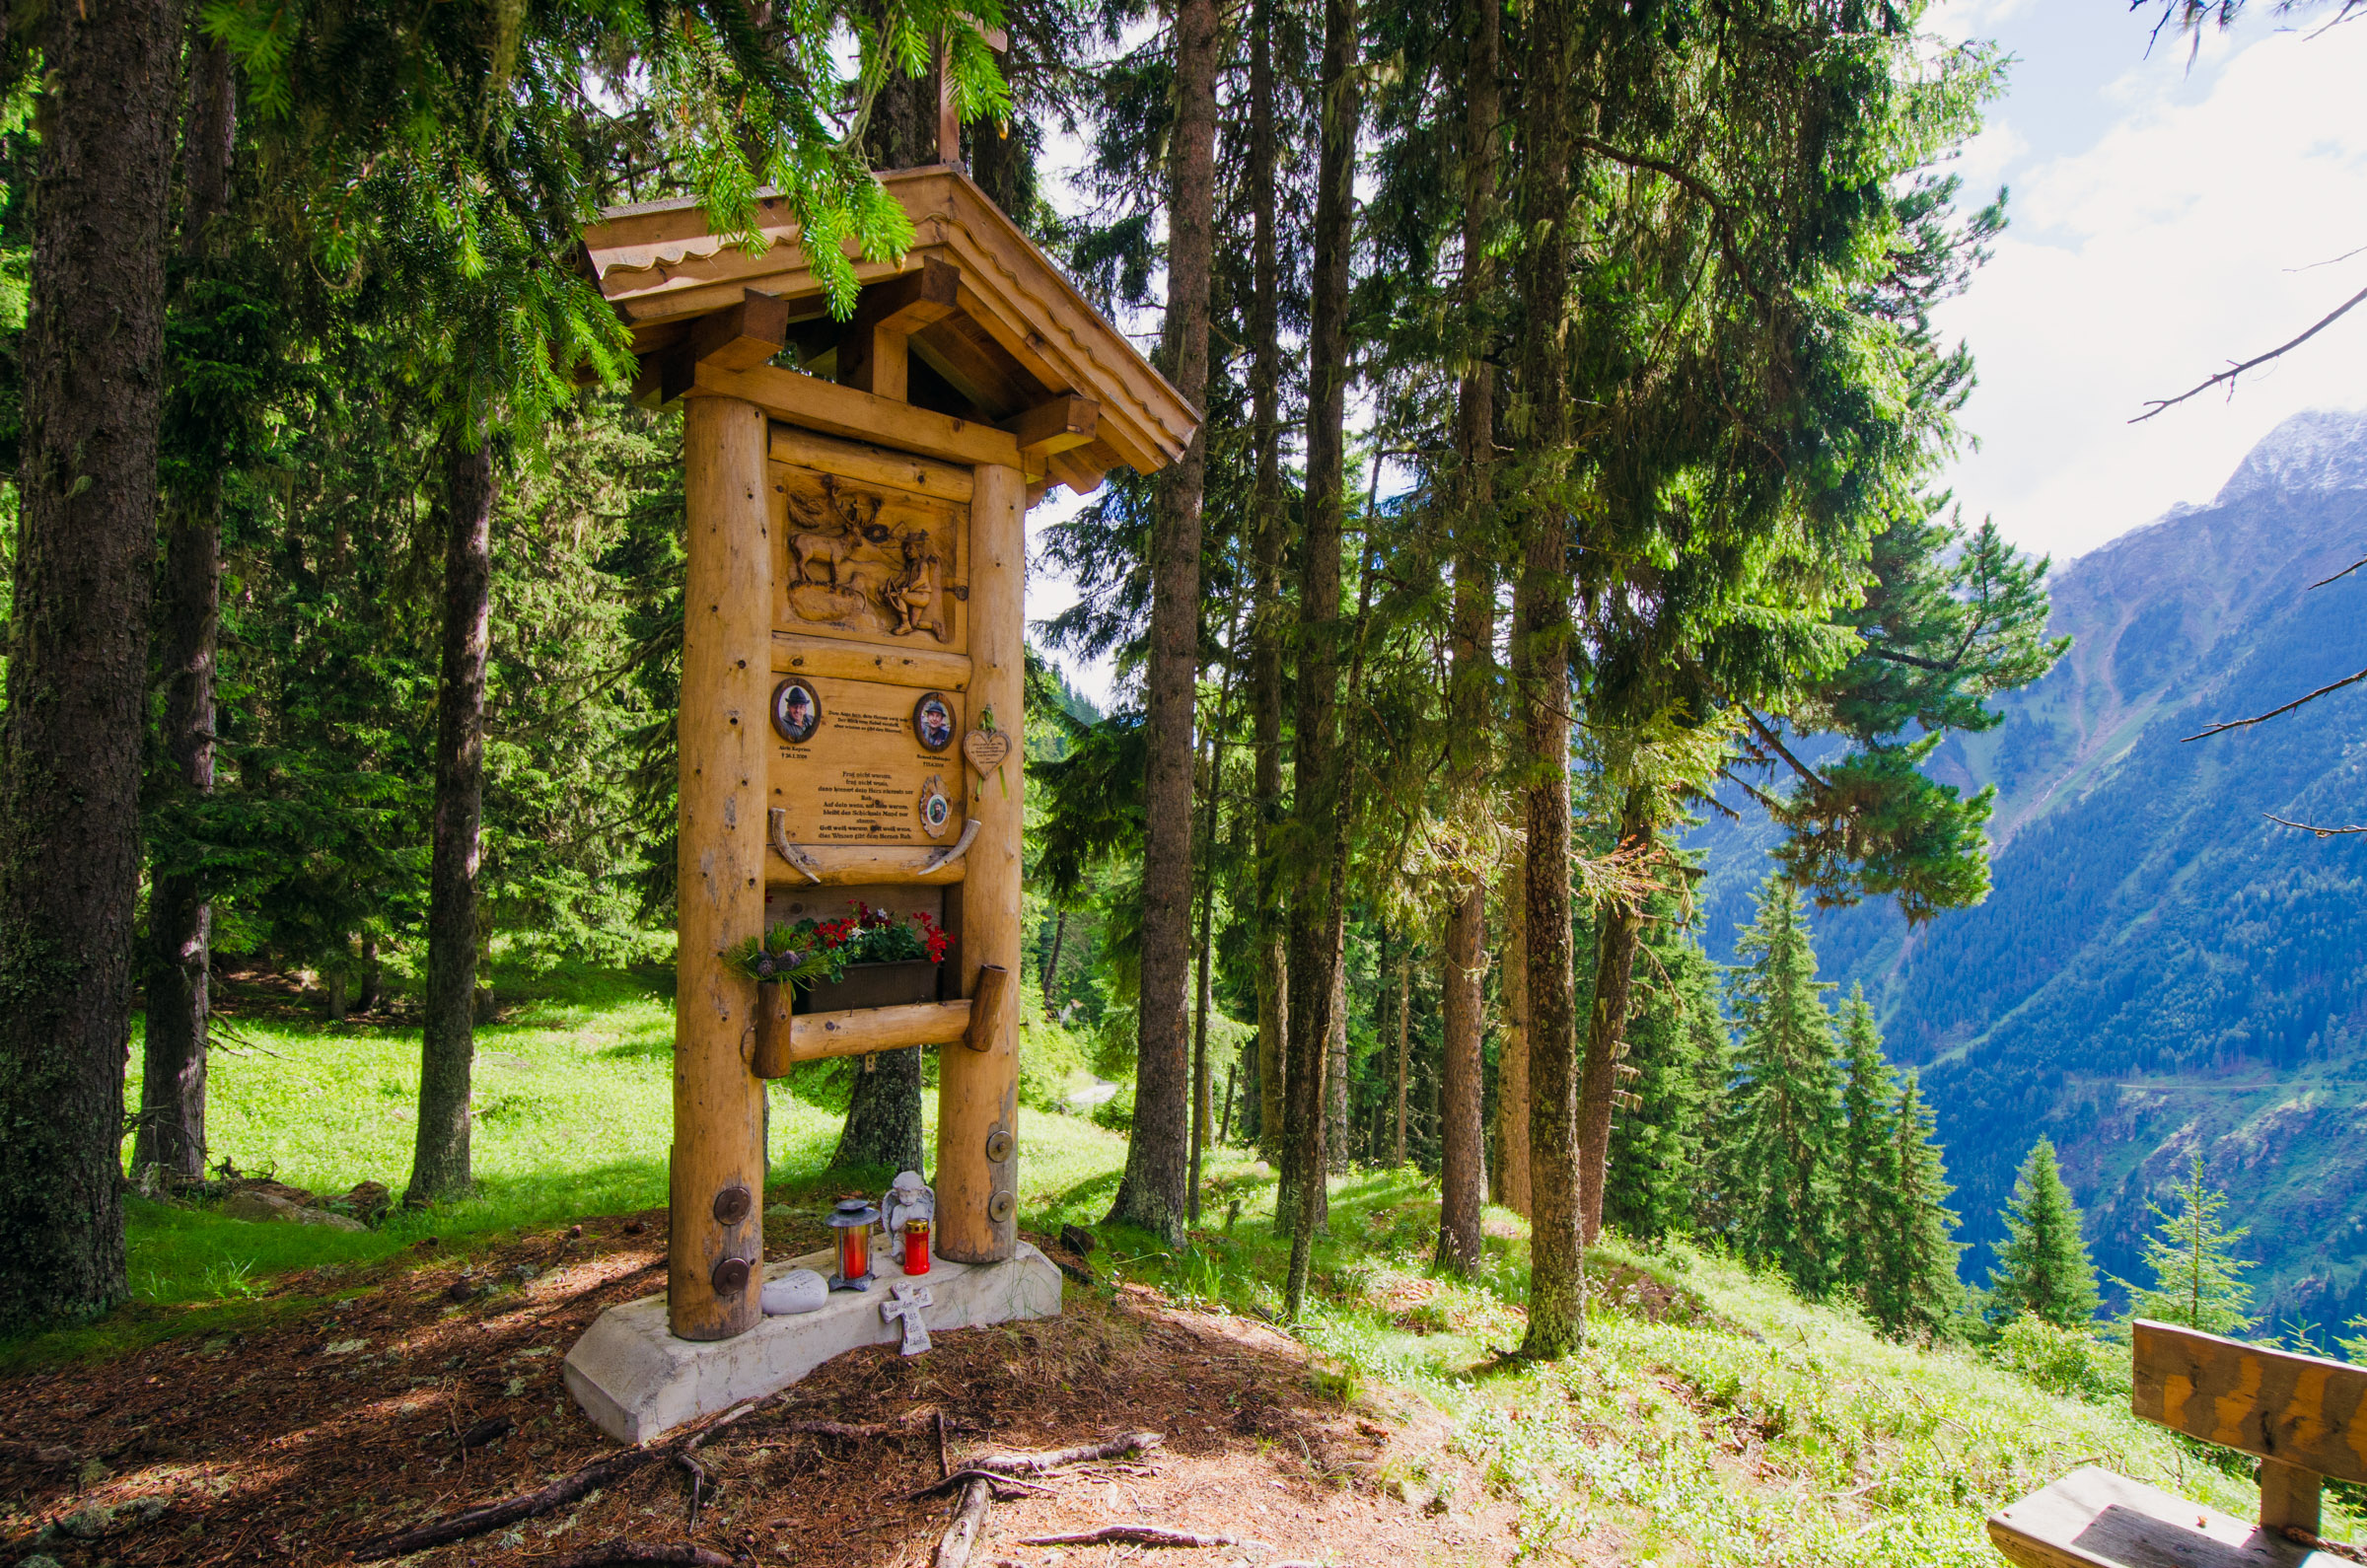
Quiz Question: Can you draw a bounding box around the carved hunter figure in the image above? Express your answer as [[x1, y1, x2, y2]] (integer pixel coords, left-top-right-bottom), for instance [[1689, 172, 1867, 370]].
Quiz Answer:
[[884, 528, 949, 642]]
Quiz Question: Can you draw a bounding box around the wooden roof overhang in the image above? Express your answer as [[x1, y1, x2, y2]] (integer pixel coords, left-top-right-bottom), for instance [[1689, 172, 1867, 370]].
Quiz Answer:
[[581, 166, 1198, 498]]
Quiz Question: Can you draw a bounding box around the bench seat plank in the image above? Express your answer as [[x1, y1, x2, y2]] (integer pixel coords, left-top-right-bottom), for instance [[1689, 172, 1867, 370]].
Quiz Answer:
[[1987, 1466, 2336, 1568]]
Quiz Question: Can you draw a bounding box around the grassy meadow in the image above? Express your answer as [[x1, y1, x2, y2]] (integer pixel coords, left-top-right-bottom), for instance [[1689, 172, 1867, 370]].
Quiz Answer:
[[45, 966, 2342, 1564]]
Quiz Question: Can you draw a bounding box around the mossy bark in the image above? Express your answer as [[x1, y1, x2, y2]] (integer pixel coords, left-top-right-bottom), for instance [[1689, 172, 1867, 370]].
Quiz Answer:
[[0, 0, 182, 1326]]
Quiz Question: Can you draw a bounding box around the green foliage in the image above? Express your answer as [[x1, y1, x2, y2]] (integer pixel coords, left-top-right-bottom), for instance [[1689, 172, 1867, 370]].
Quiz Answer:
[[1720, 877, 1844, 1296], [1985, 1313, 2125, 1404], [1835, 984, 1898, 1291], [1986, 1139, 2101, 1330], [1605, 901, 1726, 1244], [1860, 1070, 1968, 1343], [1090, 1082, 1136, 1134], [2118, 1154, 2258, 1336]]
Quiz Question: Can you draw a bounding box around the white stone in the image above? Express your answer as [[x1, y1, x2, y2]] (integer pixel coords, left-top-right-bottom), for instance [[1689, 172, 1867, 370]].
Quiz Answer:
[[760, 1269, 827, 1316], [563, 1237, 1061, 1445]]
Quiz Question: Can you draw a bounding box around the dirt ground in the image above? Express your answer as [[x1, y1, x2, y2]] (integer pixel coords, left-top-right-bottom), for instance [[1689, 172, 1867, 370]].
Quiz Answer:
[[0, 1213, 1523, 1568]]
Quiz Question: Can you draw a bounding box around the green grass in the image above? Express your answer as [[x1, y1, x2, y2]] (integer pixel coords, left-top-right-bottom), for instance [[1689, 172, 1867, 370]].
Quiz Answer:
[[15, 963, 1128, 1368], [34, 967, 2350, 1566], [1080, 1169, 2351, 1566]]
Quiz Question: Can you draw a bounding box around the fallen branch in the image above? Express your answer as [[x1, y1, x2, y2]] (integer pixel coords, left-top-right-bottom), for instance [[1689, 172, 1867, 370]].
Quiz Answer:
[[350, 1402, 759, 1561], [348, 1447, 660, 1560], [964, 1432, 1163, 1475], [934, 1477, 993, 1568], [907, 1469, 1056, 1502], [1018, 1527, 1274, 1550], [678, 1451, 712, 1534], [538, 1543, 732, 1568], [776, 1416, 947, 1441]]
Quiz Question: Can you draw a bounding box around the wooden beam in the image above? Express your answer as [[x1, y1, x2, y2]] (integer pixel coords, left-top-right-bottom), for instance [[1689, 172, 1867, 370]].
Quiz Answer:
[[1043, 449, 1106, 496], [2132, 1319, 2367, 1485], [842, 257, 963, 402], [965, 965, 1014, 1052], [753, 996, 975, 1076], [911, 309, 1035, 415], [772, 631, 973, 692], [767, 841, 973, 886], [691, 360, 1024, 469], [688, 289, 791, 371], [656, 289, 792, 402], [768, 424, 974, 503], [1003, 394, 1098, 458]]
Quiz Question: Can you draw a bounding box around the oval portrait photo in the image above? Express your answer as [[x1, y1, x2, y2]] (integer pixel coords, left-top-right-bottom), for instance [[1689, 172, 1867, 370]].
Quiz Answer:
[[772, 678, 822, 745], [912, 691, 956, 752]]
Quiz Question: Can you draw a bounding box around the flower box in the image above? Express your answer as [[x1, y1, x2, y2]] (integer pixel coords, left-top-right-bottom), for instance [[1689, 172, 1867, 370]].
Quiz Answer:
[[792, 959, 942, 1015]]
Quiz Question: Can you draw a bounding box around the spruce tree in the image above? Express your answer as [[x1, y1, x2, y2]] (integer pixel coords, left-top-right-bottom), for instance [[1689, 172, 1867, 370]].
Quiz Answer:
[[1722, 877, 1844, 1296], [1605, 906, 1721, 1244], [2119, 1153, 2257, 1335], [1987, 1138, 2101, 1330], [1834, 985, 1896, 1291], [1863, 1071, 1967, 1342]]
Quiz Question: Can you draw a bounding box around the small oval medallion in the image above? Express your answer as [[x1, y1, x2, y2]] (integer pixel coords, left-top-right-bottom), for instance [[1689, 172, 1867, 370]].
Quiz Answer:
[[987, 1190, 1016, 1224], [712, 1184, 753, 1225], [984, 1129, 1015, 1164], [710, 1255, 753, 1296]]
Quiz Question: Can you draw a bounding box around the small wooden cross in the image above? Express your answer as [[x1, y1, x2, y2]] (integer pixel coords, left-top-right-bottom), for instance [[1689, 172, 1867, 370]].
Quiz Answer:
[[881, 1280, 935, 1355], [935, 17, 1011, 166]]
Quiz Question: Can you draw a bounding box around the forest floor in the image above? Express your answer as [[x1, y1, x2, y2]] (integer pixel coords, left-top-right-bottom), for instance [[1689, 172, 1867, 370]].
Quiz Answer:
[[0, 969, 2341, 1567]]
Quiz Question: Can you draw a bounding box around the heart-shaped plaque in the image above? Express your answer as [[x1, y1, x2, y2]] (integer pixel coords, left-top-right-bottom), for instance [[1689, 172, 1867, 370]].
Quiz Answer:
[[962, 728, 1012, 779]]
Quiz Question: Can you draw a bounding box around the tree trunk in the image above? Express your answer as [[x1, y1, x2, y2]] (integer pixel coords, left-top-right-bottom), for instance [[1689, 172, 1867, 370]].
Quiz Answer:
[[1043, 908, 1067, 1005], [1515, 0, 1582, 1359], [1326, 947, 1351, 1172], [1577, 792, 1651, 1243], [1282, 0, 1361, 1319], [1436, 0, 1500, 1269], [406, 437, 497, 1205], [136, 30, 236, 1185], [1493, 853, 1532, 1215], [0, 0, 181, 1325], [1382, 952, 1400, 1160], [1248, 0, 1291, 1173], [1189, 732, 1218, 1220], [834, 1049, 927, 1173], [1106, 0, 1219, 1247], [1219, 1060, 1238, 1143]]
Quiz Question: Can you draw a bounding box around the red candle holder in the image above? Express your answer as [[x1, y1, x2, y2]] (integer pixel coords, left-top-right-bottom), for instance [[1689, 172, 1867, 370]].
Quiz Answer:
[[902, 1217, 931, 1276]]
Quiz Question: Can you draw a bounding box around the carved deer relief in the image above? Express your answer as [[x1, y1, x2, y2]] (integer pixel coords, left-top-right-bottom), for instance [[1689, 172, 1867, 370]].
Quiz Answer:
[[785, 476, 885, 591]]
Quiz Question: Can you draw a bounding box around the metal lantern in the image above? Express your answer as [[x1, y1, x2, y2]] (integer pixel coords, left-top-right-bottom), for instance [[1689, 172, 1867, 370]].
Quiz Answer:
[[826, 1197, 880, 1292]]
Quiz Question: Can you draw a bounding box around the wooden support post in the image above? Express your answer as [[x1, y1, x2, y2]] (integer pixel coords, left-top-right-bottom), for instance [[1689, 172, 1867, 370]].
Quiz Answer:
[[935, 463, 1025, 1263], [2259, 1459, 2321, 1536], [670, 394, 772, 1341]]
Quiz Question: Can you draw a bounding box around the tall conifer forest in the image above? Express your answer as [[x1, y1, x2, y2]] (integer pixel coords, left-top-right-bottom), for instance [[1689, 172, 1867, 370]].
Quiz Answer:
[[0, 0, 2102, 1357]]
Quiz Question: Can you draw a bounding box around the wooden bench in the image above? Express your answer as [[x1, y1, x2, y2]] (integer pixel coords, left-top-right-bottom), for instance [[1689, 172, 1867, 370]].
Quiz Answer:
[[1988, 1319, 2363, 1568]]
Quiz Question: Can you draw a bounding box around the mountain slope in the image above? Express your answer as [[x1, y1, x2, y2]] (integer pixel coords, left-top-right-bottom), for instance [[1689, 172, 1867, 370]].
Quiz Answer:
[[1692, 408, 2367, 1327]]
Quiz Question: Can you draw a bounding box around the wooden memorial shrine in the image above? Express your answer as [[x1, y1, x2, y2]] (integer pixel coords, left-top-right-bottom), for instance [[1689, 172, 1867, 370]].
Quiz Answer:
[[559, 163, 1196, 1442]]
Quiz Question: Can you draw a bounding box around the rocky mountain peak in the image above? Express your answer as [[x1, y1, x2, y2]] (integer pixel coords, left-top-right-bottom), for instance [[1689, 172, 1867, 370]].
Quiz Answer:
[[2212, 406, 2367, 505]]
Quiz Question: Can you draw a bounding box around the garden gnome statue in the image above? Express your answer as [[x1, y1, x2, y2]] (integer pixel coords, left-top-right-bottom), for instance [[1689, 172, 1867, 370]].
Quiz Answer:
[[881, 1171, 934, 1241]]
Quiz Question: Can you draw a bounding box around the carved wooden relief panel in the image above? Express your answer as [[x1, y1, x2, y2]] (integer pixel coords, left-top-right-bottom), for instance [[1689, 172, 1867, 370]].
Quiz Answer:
[[770, 463, 967, 652]]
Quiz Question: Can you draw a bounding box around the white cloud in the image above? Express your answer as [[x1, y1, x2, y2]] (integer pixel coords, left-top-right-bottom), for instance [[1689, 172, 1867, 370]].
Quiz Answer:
[[1935, 18, 2367, 561]]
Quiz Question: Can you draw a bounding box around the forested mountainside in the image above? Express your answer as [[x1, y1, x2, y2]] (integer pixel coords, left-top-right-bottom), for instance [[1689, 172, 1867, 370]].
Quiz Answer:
[[1690, 407, 2367, 1329]]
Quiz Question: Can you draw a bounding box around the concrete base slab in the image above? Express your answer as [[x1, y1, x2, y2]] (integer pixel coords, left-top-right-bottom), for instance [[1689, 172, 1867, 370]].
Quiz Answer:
[[563, 1237, 1061, 1445]]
